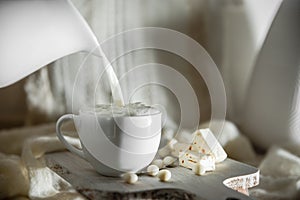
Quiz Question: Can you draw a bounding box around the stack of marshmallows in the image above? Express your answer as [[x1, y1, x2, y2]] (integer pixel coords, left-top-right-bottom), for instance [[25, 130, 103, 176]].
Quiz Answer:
[[158, 128, 227, 176]]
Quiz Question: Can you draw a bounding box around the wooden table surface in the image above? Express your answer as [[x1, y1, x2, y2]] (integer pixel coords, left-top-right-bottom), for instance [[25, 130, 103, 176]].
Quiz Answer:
[[45, 152, 259, 200]]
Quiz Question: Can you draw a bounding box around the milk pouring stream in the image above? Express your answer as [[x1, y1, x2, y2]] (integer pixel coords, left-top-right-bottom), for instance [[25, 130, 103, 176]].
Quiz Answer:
[[97, 47, 125, 106]]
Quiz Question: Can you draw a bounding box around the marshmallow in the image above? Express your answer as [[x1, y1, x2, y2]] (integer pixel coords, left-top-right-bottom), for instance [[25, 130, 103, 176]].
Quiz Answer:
[[163, 156, 176, 167], [147, 165, 159, 176], [157, 169, 171, 182], [192, 163, 206, 176], [122, 172, 138, 184]]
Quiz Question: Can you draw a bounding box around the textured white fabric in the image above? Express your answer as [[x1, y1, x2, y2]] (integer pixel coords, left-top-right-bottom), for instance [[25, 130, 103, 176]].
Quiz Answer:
[[206, 121, 300, 199], [0, 153, 29, 199], [1, 122, 300, 199], [200, 121, 300, 200], [23, 136, 84, 200], [0, 124, 84, 200], [249, 147, 300, 200]]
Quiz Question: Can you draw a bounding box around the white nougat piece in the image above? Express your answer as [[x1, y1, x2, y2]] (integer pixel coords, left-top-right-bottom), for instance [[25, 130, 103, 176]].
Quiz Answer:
[[171, 142, 189, 158], [192, 163, 206, 175], [179, 150, 215, 172], [190, 129, 227, 163], [199, 154, 215, 171]]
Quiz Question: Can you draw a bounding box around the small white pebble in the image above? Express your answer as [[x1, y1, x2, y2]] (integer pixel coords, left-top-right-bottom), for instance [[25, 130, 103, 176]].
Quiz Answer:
[[192, 163, 206, 176], [163, 156, 176, 166], [157, 169, 171, 182], [147, 165, 159, 176], [152, 159, 164, 169], [122, 172, 138, 184]]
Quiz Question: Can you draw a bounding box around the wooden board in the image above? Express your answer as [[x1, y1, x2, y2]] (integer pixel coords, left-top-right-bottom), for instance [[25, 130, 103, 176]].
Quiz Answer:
[[45, 152, 259, 200]]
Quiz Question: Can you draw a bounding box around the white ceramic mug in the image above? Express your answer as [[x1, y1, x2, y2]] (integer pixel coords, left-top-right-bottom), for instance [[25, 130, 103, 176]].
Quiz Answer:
[[56, 107, 161, 176]]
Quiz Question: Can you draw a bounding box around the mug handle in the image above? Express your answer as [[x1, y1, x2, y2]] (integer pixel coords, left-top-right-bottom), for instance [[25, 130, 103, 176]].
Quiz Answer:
[[56, 114, 85, 159]]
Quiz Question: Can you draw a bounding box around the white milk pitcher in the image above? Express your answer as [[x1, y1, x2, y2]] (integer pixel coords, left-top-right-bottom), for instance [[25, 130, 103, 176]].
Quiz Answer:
[[0, 0, 98, 87]]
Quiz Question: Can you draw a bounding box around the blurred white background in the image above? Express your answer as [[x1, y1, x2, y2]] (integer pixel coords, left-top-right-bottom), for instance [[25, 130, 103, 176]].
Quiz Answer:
[[0, 0, 281, 136]]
